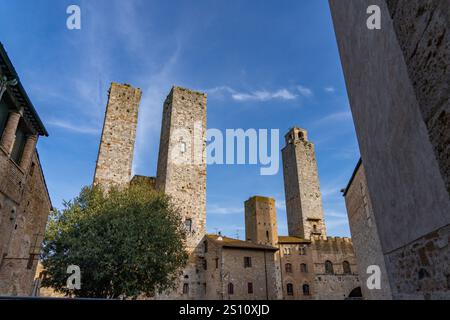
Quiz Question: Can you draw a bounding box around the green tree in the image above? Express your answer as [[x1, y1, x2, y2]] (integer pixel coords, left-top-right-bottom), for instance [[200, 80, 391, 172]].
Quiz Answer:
[[41, 183, 188, 299]]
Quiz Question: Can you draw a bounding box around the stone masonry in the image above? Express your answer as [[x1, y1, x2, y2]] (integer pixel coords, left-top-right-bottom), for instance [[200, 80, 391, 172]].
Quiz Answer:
[[156, 86, 207, 299], [282, 127, 326, 239], [94, 83, 142, 188], [330, 0, 450, 299], [0, 42, 51, 296], [344, 160, 393, 299]]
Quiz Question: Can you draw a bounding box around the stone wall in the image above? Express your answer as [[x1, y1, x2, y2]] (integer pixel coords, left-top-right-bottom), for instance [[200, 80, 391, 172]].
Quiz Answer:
[[329, 0, 450, 299], [244, 196, 278, 246], [278, 241, 315, 300], [386, 0, 450, 195], [155, 86, 207, 299], [310, 236, 360, 300], [282, 128, 326, 239], [344, 162, 393, 299], [0, 151, 51, 296], [94, 83, 142, 188]]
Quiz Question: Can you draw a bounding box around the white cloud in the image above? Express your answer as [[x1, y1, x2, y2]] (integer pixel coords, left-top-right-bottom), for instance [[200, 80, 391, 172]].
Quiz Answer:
[[297, 85, 313, 97], [324, 86, 336, 93], [47, 119, 100, 135], [205, 86, 297, 102]]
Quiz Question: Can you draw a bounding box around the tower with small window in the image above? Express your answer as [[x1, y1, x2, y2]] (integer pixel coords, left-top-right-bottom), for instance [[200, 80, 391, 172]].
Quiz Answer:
[[244, 196, 278, 247], [282, 127, 327, 239], [156, 86, 207, 299]]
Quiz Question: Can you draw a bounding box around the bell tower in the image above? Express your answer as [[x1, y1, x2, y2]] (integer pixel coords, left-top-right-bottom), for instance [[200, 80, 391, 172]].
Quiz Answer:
[[282, 127, 326, 239]]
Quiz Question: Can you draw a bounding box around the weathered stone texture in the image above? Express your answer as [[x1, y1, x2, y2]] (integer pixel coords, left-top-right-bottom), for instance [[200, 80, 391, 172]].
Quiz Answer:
[[203, 235, 280, 300], [278, 239, 315, 300], [0, 151, 51, 296], [156, 86, 207, 299], [344, 162, 393, 299], [310, 236, 360, 300], [330, 0, 450, 299], [245, 196, 278, 247], [282, 127, 326, 239], [94, 83, 141, 188], [386, 0, 450, 195], [385, 225, 449, 299]]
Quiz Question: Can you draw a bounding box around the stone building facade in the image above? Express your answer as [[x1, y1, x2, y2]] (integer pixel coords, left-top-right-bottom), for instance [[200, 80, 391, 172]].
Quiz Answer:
[[0, 42, 51, 296], [343, 160, 393, 299], [46, 83, 361, 300], [202, 234, 280, 300], [330, 0, 450, 299], [94, 83, 142, 188]]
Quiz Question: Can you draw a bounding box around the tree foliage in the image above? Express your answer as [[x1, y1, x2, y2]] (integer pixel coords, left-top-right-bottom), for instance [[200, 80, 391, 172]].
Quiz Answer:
[[41, 183, 188, 299]]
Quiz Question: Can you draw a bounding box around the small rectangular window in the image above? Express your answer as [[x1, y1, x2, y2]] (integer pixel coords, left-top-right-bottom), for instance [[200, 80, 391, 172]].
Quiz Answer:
[[11, 121, 27, 164], [215, 258, 219, 269], [244, 257, 252, 268], [183, 283, 189, 295], [184, 219, 192, 233], [248, 283, 253, 294]]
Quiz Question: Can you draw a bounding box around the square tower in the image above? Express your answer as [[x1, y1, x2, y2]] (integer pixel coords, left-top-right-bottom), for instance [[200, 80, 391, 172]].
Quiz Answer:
[[156, 86, 207, 299], [282, 127, 326, 239], [245, 196, 279, 247], [94, 83, 142, 188]]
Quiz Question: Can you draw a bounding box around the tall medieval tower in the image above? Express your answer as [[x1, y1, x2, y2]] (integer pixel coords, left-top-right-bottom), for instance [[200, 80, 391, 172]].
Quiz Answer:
[[282, 127, 326, 239], [94, 83, 142, 188], [156, 86, 207, 299]]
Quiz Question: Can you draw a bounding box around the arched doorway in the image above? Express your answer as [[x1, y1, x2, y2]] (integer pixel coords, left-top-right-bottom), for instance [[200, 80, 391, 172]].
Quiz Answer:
[[347, 287, 363, 300]]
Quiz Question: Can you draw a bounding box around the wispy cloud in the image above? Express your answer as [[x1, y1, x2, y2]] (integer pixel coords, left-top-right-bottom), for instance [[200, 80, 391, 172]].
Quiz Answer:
[[207, 203, 243, 215], [324, 86, 336, 93], [297, 85, 313, 97], [47, 119, 100, 135], [206, 86, 297, 102], [313, 110, 352, 126]]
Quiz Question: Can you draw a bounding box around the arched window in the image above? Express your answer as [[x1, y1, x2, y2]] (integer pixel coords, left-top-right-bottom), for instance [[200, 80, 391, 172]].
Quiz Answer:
[[183, 283, 189, 295], [285, 263, 293, 273], [343, 261, 351, 274], [325, 260, 334, 274], [228, 283, 234, 295], [286, 283, 294, 296], [300, 263, 308, 273], [303, 284, 310, 296]]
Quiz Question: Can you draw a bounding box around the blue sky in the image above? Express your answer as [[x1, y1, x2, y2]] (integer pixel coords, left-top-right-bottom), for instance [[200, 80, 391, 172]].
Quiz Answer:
[[0, 0, 360, 238]]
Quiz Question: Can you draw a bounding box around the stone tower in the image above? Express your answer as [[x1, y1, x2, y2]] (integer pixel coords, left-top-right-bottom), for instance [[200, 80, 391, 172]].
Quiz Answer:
[[94, 83, 142, 188], [282, 127, 326, 239], [245, 196, 278, 247], [156, 86, 207, 299]]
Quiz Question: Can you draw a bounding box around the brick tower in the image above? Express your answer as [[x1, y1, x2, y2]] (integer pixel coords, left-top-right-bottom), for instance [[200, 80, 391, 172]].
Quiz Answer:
[[282, 127, 326, 239], [94, 83, 142, 188], [245, 196, 278, 247], [156, 86, 207, 299]]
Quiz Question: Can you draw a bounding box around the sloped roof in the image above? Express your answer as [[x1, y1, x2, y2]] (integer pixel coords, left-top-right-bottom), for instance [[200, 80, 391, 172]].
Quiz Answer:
[[206, 234, 278, 251], [278, 236, 311, 244], [0, 42, 48, 136]]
